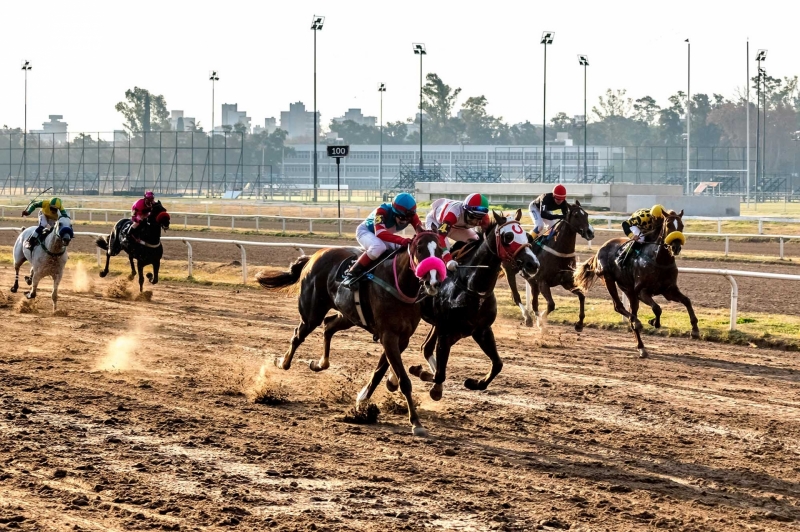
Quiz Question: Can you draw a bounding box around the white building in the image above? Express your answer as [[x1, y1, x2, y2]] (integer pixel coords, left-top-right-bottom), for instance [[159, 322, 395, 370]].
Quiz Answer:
[[280, 102, 319, 140], [169, 110, 196, 132], [331, 108, 377, 127], [219, 103, 251, 132], [253, 117, 278, 136], [30, 115, 68, 143]]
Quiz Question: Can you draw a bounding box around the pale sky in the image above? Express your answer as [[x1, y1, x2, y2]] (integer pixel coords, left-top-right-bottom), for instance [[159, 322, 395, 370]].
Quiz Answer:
[[0, 0, 796, 135]]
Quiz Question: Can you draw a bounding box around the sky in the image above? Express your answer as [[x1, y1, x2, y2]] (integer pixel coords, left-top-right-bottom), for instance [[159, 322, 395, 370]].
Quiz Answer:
[[0, 0, 796, 135]]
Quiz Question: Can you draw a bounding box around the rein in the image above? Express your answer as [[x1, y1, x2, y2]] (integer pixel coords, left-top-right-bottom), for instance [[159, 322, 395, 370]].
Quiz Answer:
[[494, 220, 531, 267]]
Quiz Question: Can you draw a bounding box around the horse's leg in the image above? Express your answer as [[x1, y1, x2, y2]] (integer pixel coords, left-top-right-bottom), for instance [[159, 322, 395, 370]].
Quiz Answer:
[[277, 301, 328, 371], [625, 289, 648, 358], [409, 325, 437, 383], [663, 285, 700, 339], [532, 282, 541, 328], [137, 261, 145, 293], [128, 255, 136, 280], [11, 257, 24, 293], [149, 260, 160, 285], [605, 279, 632, 320], [638, 291, 662, 328], [537, 283, 556, 330], [385, 334, 411, 391], [26, 268, 41, 300], [382, 332, 426, 437], [311, 313, 353, 372], [429, 334, 456, 402], [25, 266, 33, 286], [51, 271, 62, 312], [99, 234, 112, 277], [464, 326, 503, 391], [356, 351, 390, 405], [505, 265, 532, 327]]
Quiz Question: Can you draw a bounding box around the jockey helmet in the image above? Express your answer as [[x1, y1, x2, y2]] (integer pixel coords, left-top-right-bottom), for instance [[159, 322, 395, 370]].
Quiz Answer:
[[552, 184, 567, 201], [463, 193, 489, 217], [391, 193, 417, 217], [49, 198, 63, 211], [144, 191, 155, 200], [650, 204, 664, 218]]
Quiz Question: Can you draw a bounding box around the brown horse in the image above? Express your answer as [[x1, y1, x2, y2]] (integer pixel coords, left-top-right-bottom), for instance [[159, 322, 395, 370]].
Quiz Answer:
[[573, 209, 698, 357], [256, 231, 444, 436], [405, 211, 540, 401], [504, 200, 594, 331]]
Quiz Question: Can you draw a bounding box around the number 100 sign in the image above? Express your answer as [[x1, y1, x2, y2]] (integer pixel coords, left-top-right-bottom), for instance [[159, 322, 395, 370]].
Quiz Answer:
[[326, 145, 350, 158]]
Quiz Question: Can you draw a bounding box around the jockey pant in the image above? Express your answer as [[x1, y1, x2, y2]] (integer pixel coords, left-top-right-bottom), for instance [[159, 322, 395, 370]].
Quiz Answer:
[[528, 205, 554, 235], [623, 222, 645, 243], [356, 223, 400, 260]]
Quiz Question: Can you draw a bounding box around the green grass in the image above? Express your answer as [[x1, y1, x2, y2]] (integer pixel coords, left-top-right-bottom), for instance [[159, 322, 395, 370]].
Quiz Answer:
[[496, 288, 800, 351]]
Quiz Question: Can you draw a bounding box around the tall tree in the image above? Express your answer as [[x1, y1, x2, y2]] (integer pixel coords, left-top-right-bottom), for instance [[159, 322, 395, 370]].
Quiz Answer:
[[115, 87, 170, 133], [592, 89, 633, 120], [420, 73, 462, 143], [460, 95, 508, 144], [329, 119, 379, 144], [383, 121, 409, 144], [633, 96, 660, 125]]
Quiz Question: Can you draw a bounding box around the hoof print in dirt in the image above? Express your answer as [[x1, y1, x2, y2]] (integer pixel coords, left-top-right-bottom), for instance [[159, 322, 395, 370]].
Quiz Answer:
[[342, 403, 380, 425]]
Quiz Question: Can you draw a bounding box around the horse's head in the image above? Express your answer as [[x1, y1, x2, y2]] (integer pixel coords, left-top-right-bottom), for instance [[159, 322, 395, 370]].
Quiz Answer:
[[565, 200, 594, 241], [56, 216, 73, 247], [409, 231, 446, 296], [661, 209, 685, 255], [150, 201, 171, 230], [493, 210, 539, 278]]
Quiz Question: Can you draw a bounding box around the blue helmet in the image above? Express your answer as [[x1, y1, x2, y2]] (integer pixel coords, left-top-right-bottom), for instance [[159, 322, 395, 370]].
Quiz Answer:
[[392, 193, 417, 217]]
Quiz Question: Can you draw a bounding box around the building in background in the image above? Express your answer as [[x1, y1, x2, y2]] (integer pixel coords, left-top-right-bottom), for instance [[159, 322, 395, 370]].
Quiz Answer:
[[253, 117, 278, 136], [219, 103, 251, 133], [331, 108, 377, 127], [280, 102, 318, 140], [169, 110, 196, 132], [30, 115, 68, 143]]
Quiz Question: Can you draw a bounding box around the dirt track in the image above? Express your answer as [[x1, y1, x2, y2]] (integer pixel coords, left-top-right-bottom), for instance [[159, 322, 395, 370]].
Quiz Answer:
[[1, 265, 800, 531]]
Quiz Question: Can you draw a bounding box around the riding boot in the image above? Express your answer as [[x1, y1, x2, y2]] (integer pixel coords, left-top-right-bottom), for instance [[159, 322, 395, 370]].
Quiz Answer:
[[24, 227, 44, 250], [342, 253, 372, 289]]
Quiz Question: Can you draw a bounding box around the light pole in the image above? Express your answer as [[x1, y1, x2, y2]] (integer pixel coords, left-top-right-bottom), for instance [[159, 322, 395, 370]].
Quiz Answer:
[[311, 15, 324, 203], [578, 55, 589, 183], [791, 131, 800, 189], [21, 60, 32, 191], [209, 70, 219, 195], [541, 32, 554, 182], [755, 49, 767, 204], [413, 44, 426, 172], [685, 39, 691, 195], [378, 82, 386, 199]]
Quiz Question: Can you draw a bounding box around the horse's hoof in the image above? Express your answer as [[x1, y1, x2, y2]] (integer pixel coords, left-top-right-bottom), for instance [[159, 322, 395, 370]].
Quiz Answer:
[[429, 387, 443, 402], [409, 365, 423, 378], [464, 378, 484, 391], [356, 384, 371, 404], [274, 356, 289, 370], [412, 426, 429, 438], [24, 277, 32, 286], [691, 329, 700, 339], [574, 323, 584, 333], [524, 316, 534, 327], [98, 271, 108, 278], [25, 292, 35, 300], [10, 286, 17, 293], [308, 360, 328, 372], [648, 318, 661, 328], [128, 274, 136, 281], [385, 378, 398, 393], [638, 348, 649, 359]]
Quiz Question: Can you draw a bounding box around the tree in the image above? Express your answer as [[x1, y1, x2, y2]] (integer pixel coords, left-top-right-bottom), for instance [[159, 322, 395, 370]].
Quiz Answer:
[[383, 121, 409, 144], [460, 95, 509, 144], [115, 87, 170, 133], [592, 89, 633, 120], [329, 119, 379, 144], [421, 73, 462, 143], [509, 121, 541, 145], [244, 128, 291, 169], [633, 96, 660, 125], [657, 92, 686, 145]]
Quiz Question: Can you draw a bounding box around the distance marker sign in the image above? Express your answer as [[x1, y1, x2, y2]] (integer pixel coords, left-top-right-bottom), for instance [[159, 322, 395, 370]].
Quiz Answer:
[[326, 145, 350, 158]]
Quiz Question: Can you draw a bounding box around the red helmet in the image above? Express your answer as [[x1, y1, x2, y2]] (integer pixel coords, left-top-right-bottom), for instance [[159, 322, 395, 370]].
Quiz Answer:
[[552, 184, 567, 201], [144, 191, 155, 200]]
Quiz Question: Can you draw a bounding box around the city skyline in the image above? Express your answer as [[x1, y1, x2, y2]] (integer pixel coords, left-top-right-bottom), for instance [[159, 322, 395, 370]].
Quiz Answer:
[[0, 0, 796, 134]]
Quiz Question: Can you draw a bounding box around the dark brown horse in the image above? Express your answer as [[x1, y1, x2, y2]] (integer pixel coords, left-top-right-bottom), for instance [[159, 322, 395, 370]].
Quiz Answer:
[[504, 200, 594, 331], [573, 209, 697, 357], [256, 231, 444, 436], [404, 211, 540, 401]]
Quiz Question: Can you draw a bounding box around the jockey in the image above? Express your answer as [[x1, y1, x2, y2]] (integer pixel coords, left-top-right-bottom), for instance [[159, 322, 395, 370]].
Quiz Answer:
[[425, 193, 490, 272], [622, 204, 664, 243], [343, 192, 423, 288], [21, 197, 69, 249], [529, 184, 568, 237], [130, 191, 156, 237]]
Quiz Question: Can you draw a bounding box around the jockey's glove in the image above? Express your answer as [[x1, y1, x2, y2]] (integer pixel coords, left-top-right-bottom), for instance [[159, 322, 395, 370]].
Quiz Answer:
[[446, 260, 458, 272], [21, 210, 29, 217]]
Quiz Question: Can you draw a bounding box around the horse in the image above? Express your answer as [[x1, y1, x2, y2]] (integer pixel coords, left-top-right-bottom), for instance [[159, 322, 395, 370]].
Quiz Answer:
[[573, 209, 697, 357], [95, 201, 171, 292], [256, 231, 445, 436], [10, 215, 74, 312], [405, 210, 540, 401], [504, 200, 595, 331]]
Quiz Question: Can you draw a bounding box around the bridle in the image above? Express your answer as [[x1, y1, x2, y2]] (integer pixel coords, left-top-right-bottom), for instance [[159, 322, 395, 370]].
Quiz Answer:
[[407, 230, 437, 273], [493, 219, 532, 268]]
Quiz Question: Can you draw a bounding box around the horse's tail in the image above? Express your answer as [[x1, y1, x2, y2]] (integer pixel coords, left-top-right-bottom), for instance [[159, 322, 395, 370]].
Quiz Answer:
[[573, 254, 600, 293], [95, 235, 109, 251], [256, 255, 312, 291]]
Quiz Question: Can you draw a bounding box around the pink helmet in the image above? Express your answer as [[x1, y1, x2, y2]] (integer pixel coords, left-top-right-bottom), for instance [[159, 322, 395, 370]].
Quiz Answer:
[[144, 191, 155, 200]]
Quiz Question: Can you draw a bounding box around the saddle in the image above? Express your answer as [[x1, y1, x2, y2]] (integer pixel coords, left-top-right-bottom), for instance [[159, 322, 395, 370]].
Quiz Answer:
[[334, 256, 376, 334], [615, 240, 641, 266]]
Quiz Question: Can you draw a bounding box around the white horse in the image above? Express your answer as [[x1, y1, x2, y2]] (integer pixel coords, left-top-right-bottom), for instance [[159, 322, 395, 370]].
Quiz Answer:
[[11, 216, 73, 311]]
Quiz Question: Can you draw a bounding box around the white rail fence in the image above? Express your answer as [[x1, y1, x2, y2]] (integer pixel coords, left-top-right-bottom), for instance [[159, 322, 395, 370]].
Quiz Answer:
[[4, 226, 800, 332]]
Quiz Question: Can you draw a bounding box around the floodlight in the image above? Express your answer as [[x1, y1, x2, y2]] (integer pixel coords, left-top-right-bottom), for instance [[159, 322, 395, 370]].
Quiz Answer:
[[378, 83, 386, 92], [756, 49, 767, 61], [311, 16, 324, 30], [413, 43, 427, 55], [21, 60, 31, 71], [209, 70, 219, 81], [541, 31, 554, 45], [578, 54, 589, 66]]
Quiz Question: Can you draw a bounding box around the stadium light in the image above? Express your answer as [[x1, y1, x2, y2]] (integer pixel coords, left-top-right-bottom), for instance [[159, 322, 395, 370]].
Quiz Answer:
[[311, 16, 324, 202], [209, 70, 219, 187], [378, 83, 386, 197], [578, 55, 588, 182], [686, 39, 691, 195], [755, 49, 767, 203], [541, 32, 554, 181], [413, 43, 427, 171], [21, 60, 32, 188]]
